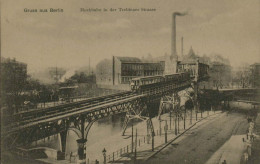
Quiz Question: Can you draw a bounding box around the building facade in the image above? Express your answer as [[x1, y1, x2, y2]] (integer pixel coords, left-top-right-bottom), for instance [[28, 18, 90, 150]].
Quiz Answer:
[[96, 56, 164, 90]]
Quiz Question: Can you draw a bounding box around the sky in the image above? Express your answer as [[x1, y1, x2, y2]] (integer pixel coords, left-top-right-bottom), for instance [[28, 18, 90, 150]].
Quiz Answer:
[[1, 0, 260, 73]]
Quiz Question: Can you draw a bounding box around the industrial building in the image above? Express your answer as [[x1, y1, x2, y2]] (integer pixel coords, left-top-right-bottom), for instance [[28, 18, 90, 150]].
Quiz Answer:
[[96, 56, 165, 90]]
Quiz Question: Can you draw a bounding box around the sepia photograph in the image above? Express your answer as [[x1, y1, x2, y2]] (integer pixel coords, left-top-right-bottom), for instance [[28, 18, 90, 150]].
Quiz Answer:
[[1, 0, 260, 163]]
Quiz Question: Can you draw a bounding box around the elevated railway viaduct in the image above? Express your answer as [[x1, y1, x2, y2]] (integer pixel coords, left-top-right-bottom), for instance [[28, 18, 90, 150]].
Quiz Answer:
[[2, 61, 209, 162]]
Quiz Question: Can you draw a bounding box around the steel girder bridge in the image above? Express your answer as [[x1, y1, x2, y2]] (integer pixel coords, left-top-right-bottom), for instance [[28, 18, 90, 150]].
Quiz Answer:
[[2, 63, 209, 163]]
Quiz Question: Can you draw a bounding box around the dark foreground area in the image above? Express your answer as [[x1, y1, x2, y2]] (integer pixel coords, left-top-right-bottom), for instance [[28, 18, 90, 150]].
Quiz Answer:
[[249, 113, 260, 164], [143, 111, 249, 164]]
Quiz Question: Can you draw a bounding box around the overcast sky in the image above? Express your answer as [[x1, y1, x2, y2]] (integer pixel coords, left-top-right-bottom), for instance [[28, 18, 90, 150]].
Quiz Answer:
[[2, 0, 259, 73]]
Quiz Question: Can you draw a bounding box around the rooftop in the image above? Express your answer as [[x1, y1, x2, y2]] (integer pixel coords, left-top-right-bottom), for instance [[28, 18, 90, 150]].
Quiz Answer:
[[250, 63, 260, 66], [115, 56, 142, 63]]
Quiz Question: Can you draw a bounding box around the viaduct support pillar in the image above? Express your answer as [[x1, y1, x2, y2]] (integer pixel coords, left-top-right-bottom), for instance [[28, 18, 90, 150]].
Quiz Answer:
[[193, 81, 199, 121], [77, 117, 87, 164], [59, 130, 67, 160], [77, 138, 87, 164]]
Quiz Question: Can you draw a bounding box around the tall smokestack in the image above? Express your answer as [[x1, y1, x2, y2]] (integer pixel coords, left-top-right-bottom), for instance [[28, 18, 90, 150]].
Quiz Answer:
[[181, 36, 184, 57], [171, 12, 187, 59]]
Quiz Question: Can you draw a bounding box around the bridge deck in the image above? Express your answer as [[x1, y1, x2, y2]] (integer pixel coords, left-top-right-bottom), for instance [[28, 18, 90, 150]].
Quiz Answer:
[[3, 81, 192, 136], [6, 94, 143, 134]]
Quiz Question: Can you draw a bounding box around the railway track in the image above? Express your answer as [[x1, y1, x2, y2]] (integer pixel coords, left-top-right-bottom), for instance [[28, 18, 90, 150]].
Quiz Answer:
[[4, 81, 192, 134], [5, 94, 144, 134], [6, 91, 135, 129]]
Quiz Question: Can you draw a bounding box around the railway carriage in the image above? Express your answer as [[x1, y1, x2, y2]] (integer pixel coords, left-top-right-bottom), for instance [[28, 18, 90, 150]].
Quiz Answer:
[[179, 72, 190, 82], [130, 75, 164, 92], [164, 74, 180, 82], [130, 72, 191, 93]]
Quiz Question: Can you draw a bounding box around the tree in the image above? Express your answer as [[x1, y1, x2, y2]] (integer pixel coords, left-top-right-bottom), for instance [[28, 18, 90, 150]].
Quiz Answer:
[[232, 64, 251, 88], [1, 58, 28, 114], [66, 71, 95, 84]]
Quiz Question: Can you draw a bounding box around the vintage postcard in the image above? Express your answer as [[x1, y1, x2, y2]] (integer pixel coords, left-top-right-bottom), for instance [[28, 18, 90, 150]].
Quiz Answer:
[[1, 0, 259, 164]]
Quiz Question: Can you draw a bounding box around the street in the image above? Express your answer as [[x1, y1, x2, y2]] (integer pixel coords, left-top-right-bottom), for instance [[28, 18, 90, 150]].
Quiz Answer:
[[144, 111, 249, 164]]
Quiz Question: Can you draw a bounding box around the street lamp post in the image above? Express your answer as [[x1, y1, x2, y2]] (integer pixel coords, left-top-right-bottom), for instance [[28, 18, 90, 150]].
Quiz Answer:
[[177, 114, 180, 133], [134, 128, 137, 163], [131, 122, 134, 153], [190, 107, 192, 124], [169, 111, 172, 130], [159, 119, 162, 136], [175, 113, 177, 135], [164, 120, 168, 143], [184, 108, 186, 129], [102, 148, 106, 164]]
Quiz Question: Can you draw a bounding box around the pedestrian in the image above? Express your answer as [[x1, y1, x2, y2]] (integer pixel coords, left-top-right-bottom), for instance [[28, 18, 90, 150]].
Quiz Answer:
[[248, 145, 252, 157], [244, 152, 248, 162], [147, 134, 151, 144], [70, 152, 72, 162]]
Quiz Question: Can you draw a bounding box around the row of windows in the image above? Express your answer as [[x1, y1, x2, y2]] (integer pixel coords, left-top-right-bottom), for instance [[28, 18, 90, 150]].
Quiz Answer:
[[144, 71, 163, 76], [121, 77, 132, 84], [122, 64, 164, 71], [141, 77, 164, 85], [121, 70, 143, 76], [97, 71, 164, 84], [98, 77, 112, 82], [121, 70, 163, 76], [122, 64, 143, 71]]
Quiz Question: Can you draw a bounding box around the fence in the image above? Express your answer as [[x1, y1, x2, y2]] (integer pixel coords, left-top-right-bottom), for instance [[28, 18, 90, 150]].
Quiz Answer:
[[106, 135, 149, 162], [104, 110, 214, 163]]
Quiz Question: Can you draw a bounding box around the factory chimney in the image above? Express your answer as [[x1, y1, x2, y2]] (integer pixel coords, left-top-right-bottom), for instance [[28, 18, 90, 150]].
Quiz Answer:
[[171, 12, 187, 60]]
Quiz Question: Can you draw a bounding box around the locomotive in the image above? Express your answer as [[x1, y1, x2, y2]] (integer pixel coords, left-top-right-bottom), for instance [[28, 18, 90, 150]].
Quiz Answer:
[[130, 72, 190, 92]]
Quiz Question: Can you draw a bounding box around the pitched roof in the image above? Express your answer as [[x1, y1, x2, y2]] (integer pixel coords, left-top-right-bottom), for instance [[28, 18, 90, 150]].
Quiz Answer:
[[250, 63, 260, 66], [115, 56, 142, 63], [187, 46, 196, 57], [182, 47, 198, 63]]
